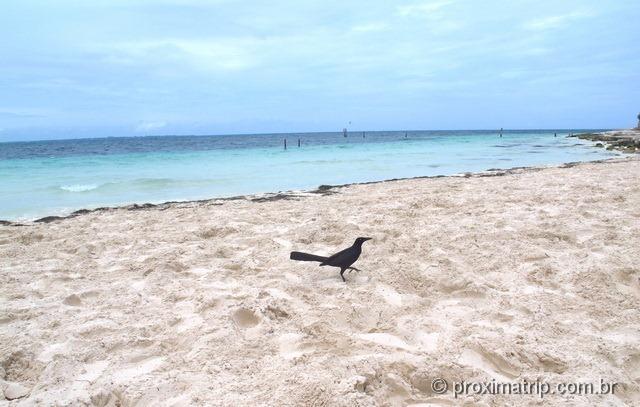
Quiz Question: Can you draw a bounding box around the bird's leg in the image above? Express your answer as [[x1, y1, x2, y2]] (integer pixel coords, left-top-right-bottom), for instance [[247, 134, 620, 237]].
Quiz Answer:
[[340, 268, 346, 282], [348, 266, 361, 273]]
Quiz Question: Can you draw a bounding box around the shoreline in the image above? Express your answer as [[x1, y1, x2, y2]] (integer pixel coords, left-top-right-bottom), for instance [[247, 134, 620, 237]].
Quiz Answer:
[[1, 154, 635, 227]]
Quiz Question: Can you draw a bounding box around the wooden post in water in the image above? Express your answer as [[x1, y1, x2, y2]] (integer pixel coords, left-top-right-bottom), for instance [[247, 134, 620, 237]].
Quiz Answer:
[[298, 138, 301, 147], [284, 138, 287, 150], [363, 131, 365, 138], [500, 128, 503, 138]]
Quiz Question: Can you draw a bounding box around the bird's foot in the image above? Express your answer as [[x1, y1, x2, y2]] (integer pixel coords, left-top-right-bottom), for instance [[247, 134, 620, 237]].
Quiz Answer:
[[348, 267, 361, 273]]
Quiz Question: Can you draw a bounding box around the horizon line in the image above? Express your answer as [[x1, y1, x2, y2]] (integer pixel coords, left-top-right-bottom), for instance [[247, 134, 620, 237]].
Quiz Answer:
[[0, 127, 616, 144]]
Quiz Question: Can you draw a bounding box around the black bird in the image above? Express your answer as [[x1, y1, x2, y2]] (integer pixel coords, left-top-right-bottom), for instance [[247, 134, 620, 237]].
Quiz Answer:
[[290, 237, 372, 282]]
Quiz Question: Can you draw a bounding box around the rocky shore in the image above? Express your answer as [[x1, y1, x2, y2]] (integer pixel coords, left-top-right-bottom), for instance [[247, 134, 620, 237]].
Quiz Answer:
[[572, 129, 640, 153]]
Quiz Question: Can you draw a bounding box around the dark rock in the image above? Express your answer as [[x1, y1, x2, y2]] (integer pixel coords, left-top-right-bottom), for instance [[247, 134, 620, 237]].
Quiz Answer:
[[0, 220, 26, 227], [127, 203, 156, 211], [34, 216, 65, 223], [620, 139, 636, 146], [71, 209, 91, 215], [309, 184, 338, 195], [577, 131, 640, 154], [252, 194, 300, 203]]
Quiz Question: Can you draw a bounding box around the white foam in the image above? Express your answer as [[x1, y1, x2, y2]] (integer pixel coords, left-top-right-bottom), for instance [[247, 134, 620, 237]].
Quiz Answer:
[[60, 184, 98, 192]]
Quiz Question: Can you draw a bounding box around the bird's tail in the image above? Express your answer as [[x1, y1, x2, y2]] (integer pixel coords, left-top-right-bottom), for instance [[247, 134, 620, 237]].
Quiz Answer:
[[290, 251, 328, 263]]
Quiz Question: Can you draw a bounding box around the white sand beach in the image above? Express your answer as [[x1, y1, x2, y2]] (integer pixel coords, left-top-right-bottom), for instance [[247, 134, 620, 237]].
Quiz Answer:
[[1, 158, 639, 406]]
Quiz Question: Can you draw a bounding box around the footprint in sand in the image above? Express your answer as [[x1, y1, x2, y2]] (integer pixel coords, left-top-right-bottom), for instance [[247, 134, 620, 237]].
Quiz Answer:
[[535, 352, 568, 374], [115, 357, 164, 384], [232, 308, 260, 328], [63, 294, 82, 306], [3, 382, 30, 400], [278, 333, 315, 360], [625, 353, 640, 381], [459, 345, 521, 380]]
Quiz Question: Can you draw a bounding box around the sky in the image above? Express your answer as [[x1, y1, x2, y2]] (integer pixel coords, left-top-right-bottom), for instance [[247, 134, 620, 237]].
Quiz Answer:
[[0, 0, 638, 141]]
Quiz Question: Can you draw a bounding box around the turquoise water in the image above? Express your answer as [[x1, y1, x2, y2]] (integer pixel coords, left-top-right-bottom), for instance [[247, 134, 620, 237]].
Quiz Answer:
[[0, 130, 616, 221]]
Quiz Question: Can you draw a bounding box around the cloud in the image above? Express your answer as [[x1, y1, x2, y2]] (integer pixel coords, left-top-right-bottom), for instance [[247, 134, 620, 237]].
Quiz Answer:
[[351, 22, 389, 33], [108, 38, 259, 72], [395, 1, 460, 33], [516, 47, 550, 56], [0, 0, 634, 136], [135, 121, 167, 133], [523, 10, 595, 31], [0, 109, 47, 119], [396, 1, 452, 17]]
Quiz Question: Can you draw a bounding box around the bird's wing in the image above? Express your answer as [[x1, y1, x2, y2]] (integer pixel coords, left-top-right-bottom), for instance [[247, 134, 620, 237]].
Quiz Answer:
[[320, 247, 356, 267]]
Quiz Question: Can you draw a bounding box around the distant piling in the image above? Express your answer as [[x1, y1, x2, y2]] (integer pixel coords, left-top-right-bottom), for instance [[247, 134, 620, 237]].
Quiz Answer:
[[284, 138, 287, 150], [500, 128, 503, 138], [554, 132, 557, 137], [298, 138, 301, 147], [363, 131, 365, 138], [405, 132, 408, 138]]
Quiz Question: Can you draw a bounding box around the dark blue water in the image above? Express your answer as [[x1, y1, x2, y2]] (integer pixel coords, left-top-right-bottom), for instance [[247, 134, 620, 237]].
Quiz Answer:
[[0, 130, 606, 160]]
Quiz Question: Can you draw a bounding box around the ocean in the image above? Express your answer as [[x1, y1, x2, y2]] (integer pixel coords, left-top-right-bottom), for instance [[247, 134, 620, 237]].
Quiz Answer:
[[0, 130, 617, 221]]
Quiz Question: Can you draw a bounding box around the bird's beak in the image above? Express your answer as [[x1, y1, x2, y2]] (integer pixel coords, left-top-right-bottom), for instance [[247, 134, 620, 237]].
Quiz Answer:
[[363, 237, 372, 241]]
